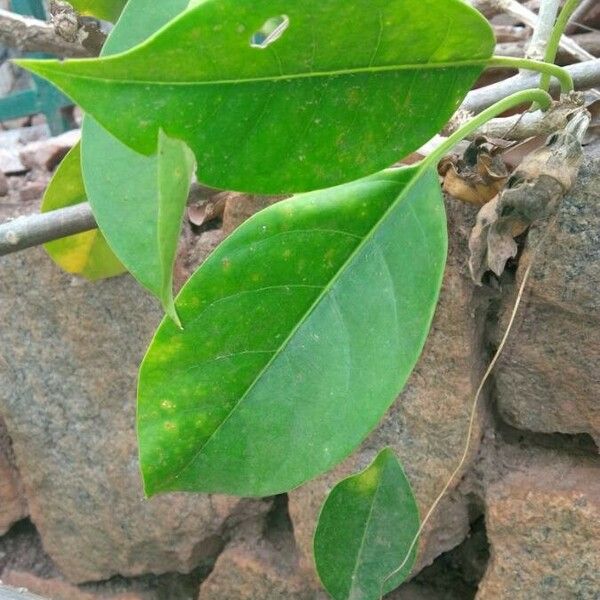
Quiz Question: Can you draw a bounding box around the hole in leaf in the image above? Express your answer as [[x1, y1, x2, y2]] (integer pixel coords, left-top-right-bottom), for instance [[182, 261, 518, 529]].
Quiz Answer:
[[250, 15, 290, 49]]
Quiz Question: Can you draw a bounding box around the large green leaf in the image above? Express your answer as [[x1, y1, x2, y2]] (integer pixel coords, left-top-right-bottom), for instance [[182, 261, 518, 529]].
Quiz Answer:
[[80, 0, 195, 323], [314, 449, 420, 600], [138, 164, 447, 497], [69, 0, 128, 22], [19, 0, 494, 194], [41, 143, 125, 281]]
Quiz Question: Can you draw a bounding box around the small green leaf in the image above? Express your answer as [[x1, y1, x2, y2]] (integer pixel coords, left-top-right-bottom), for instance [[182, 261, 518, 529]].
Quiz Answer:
[[138, 164, 447, 497], [41, 143, 125, 281], [314, 449, 420, 600], [69, 0, 128, 22], [80, 0, 195, 323], [83, 124, 194, 325], [18, 0, 494, 194]]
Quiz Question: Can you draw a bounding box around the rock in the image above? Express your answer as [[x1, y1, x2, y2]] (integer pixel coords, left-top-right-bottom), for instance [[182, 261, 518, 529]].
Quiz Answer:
[[0, 125, 51, 175], [18, 181, 47, 202], [199, 510, 327, 600], [0, 419, 27, 534], [3, 570, 203, 600], [0, 519, 205, 600], [477, 445, 600, 599], [289, 197, 489, 581], [222, 194, 284, 236], [0, 148, 26, 175], [0, 246, 271, 583], [19, 129, 80, 172], [387, 583, 446, 600], [494, 152, 600, 446]]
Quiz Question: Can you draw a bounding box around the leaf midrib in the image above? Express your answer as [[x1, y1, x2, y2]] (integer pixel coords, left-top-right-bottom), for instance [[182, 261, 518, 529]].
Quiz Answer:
[[348, 467, 384, 599], [158, 165, 430, 491], [31, 57, 490, 88]]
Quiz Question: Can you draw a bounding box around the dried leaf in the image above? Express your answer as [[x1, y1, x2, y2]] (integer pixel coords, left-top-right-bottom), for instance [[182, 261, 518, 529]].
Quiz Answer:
[[469, 111, 590, 284], [441, 138, 509, 206]]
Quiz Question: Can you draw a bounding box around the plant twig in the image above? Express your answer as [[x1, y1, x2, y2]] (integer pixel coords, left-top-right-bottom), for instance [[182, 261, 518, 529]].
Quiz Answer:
[[0, 203, 96, 255], [463, 60, 600, 113], [526, 0, 561, 61], [489, 55, 574, 91], [499, 0, 594, 62], [0, 8, 91, 57], [457, 95, 585, 141], [541, 0, 584, 91], [0, 182, 222, 257]]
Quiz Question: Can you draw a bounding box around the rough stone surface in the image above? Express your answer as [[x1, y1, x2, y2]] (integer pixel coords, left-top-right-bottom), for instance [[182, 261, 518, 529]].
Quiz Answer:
[[18, 180, 47, 202], [477, 442, 600, 599], [494, 152, 600, 446], [0, 418, 27, 534], [0, 245, 270, 583], [0, 520, 207, 600], [19, 129, 80, 172], [0, 125, 50, 175], [3, 570, 202, 600], [199, 506, 327, 600], [289, 197, 488, 581]]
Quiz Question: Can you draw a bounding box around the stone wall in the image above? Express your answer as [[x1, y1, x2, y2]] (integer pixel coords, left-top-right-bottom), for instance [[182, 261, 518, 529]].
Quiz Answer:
[[0, 142, 598, 599]]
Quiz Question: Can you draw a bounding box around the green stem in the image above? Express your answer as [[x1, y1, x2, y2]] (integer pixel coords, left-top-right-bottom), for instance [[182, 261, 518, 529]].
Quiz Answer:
[[540, 0, 581, 91], [425, 89, 552, 166], [488, 56, 574, 92]]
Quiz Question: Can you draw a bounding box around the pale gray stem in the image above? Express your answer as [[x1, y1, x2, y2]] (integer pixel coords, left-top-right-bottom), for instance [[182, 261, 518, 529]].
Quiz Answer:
[[500, 0, 594, 62], [463, 60, 600, 113], [0, 203, 96, 256], [0, 8, 90, 57], [461, 96, 585, 140], [526, 0, 561, 61]]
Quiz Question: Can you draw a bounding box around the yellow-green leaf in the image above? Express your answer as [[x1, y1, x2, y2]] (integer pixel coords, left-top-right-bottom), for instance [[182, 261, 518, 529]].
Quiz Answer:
[[42, 144, 125, 281], [69, 0, 128, 22]]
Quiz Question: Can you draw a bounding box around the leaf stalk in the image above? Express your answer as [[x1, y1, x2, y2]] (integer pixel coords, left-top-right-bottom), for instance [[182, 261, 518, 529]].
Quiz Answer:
[[488, 55, 574, 92], [540, 0, 582, 91], [423, 88, 553, 167]]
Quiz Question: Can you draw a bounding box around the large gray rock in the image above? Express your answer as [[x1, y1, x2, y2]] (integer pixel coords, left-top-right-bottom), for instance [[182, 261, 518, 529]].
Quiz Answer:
[[288, 198, 488, 582], [0, 418, 27, 534], [0, 246, 270, 583], [494, 152, 600, 446]]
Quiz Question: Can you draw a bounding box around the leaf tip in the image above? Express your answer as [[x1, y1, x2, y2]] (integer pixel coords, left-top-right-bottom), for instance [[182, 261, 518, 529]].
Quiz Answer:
[[164, 299, 183, 330]]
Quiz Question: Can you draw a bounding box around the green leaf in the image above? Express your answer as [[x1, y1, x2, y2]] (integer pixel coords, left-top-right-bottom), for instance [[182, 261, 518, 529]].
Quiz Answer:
[[83, 125, 194, 325], [138, 164, 447, 497], [314, 449, 420, 600], [41, 143, 125, 281], [69, 0, 128, 22], [80, 0, 195, 323], [18, 0, 494, 194]]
